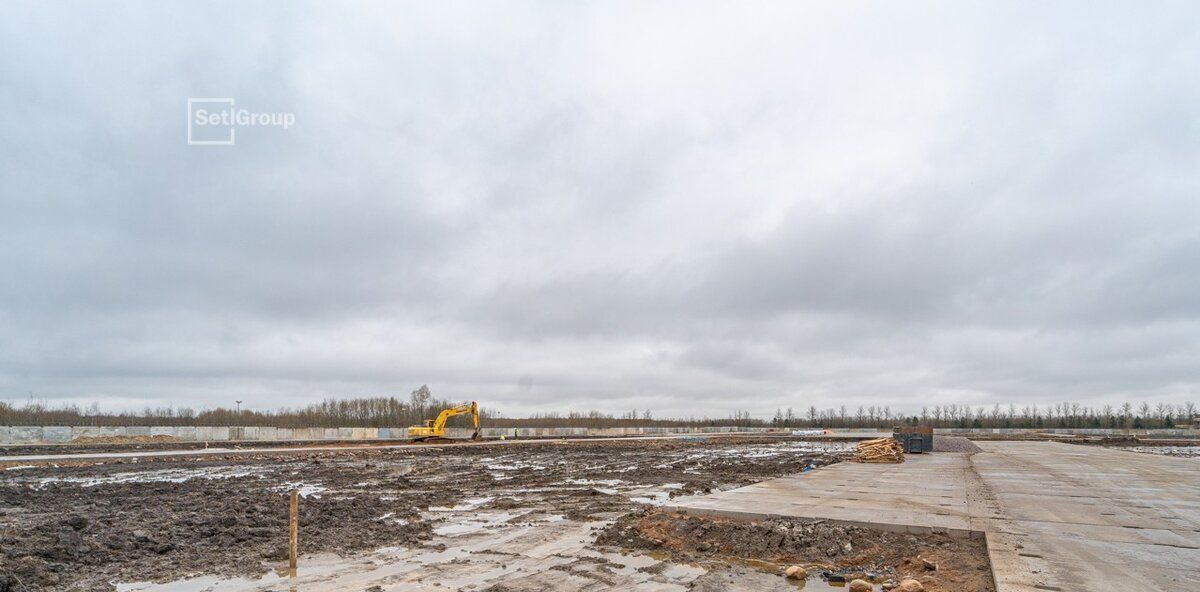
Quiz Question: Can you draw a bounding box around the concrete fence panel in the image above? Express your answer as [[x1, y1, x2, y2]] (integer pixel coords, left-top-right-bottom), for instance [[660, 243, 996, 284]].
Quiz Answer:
[[10, 427, 42, 443], [42, 427, 72, 442], [196, 427, 230, 441], [70, 427, 102, 439]]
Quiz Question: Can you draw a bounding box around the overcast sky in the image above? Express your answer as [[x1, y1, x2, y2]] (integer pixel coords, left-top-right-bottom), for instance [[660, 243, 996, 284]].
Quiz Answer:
[[1, 2, 1198, 418]]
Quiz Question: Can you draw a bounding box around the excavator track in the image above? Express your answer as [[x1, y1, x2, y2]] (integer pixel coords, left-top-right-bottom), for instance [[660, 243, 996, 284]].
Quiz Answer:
[[412, 429, 481, 444]]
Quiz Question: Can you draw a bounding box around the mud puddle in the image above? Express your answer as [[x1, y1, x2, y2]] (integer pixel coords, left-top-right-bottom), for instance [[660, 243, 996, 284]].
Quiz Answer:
[[116, 516, 701, 591]]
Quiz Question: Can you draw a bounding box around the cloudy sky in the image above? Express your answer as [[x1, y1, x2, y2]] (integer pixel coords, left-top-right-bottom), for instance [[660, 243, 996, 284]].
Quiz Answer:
[[1, 2, 1198, 418]]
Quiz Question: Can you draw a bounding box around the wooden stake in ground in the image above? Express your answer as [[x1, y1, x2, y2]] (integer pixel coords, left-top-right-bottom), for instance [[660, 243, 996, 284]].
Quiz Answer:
[[289, 489, 299, 569]]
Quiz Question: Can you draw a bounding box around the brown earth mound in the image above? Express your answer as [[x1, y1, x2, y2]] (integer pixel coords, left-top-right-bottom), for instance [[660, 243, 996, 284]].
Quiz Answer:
[[596, 509, 995, 592]]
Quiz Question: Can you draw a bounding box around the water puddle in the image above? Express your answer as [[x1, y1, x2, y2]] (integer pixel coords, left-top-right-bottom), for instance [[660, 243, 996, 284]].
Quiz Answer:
[[428, 495, 494, 511], [117, 512, 711, 591], [432, 510, 520, 536], [793, 575, 869, 590], [20, 465, 270, 488], [373, 512, 408, 525], [565, 478, 625, 487], [273, 482, 326, 498], [629, 482, 684, 505]]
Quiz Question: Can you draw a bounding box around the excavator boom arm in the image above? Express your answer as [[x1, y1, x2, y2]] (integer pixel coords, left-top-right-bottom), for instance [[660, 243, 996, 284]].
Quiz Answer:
[[432, 402, 478, 431]]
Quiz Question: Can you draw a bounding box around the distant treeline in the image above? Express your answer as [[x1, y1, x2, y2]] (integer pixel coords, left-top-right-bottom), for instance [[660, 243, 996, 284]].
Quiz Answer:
[[1, 386, 483, 429], [770, 401, 1197, 430], [1, 388, 1195, 430]]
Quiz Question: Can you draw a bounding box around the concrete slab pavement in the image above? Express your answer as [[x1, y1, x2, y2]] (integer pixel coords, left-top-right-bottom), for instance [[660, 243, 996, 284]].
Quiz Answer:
[[668, 441, 1200, 592]]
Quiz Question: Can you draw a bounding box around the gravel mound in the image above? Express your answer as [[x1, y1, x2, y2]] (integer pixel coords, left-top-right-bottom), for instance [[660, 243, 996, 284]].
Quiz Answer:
[[932, 436, 981, 453]]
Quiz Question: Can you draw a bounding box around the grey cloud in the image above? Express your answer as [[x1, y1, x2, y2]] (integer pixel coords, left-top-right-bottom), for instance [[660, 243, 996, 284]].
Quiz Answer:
[[1, 1, 1199, 418]]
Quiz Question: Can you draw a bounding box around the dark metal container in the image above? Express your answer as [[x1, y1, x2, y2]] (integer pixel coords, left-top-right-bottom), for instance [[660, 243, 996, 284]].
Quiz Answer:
[[893, 426, 934, 453]]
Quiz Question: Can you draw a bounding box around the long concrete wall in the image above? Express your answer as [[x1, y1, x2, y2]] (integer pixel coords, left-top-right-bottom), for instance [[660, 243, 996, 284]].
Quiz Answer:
[[0, 425, 1193, 446]]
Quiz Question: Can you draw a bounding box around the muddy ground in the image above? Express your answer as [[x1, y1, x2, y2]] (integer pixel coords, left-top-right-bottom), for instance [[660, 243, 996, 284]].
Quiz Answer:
[[598, 509, 994, 592], [0, 437, 991, 591]]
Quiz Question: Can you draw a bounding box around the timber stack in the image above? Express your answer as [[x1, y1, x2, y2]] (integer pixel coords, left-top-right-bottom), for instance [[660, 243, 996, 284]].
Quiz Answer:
[[853, 437, 905, 463]]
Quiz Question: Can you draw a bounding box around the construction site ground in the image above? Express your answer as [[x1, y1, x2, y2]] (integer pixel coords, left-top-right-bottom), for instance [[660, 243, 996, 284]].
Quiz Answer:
[[0, 434, 830, 464], [0, 436, 1000, 592], [6, 436, 1193, 591], [670, 441, 1200, 592]]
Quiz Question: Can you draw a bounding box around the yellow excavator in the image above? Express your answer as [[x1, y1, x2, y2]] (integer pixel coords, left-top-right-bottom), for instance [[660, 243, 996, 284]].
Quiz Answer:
[[407, 401, 481, 442]]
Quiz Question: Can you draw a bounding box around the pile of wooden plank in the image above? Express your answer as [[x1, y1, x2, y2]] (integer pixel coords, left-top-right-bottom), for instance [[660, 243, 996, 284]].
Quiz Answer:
[[853, 437, 905, 463]]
